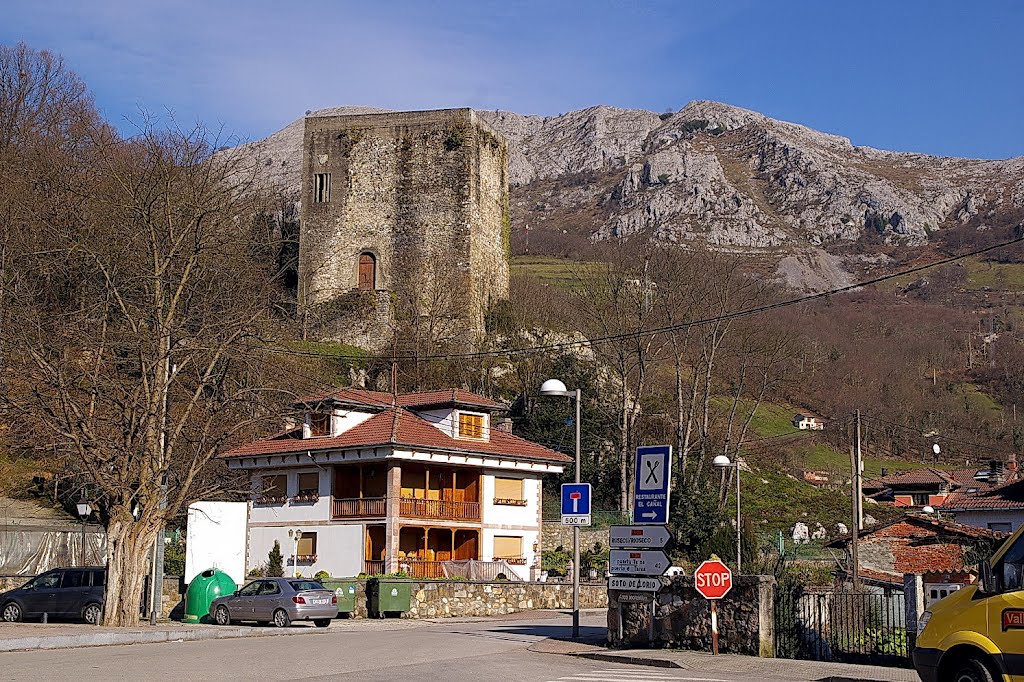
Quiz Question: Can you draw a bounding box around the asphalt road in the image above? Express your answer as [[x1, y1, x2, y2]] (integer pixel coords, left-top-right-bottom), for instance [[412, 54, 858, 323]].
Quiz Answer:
[[0, 611, 793, 682]]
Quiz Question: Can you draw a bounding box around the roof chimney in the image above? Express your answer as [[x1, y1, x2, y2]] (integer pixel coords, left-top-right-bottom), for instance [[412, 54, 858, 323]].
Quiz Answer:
[[1008, 453, 1019, 473], [881, 467, 888, 477]]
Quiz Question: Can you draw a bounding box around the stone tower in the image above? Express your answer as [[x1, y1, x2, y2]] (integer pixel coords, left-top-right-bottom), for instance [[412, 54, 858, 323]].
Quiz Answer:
[[298, 108, 510, 352]]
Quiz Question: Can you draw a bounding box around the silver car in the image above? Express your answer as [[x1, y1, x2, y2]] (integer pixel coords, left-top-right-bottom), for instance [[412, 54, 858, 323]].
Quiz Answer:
[[210, 578, 337, 628]]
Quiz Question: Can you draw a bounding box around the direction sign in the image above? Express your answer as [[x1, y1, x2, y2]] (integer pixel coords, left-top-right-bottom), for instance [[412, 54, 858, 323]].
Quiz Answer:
[[617, 592, 653, 604], [608, 576, 661, 592], [609, 549, 671, 576], [609, 525, 671, 548], [633, 445, 671, 524], [561, 483, 592, 526], [694, 559, 733, 600]]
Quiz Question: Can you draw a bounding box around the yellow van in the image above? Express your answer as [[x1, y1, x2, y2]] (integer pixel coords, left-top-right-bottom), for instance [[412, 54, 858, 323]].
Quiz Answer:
[[915, 524, 1024, 682]]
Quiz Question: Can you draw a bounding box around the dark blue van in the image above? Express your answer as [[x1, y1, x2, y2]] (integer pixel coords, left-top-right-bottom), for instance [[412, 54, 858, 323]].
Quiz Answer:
[[0, 567, 105, 624]]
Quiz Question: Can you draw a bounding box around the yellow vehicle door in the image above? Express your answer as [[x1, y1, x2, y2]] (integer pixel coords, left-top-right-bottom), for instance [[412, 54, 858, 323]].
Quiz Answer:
[[983, 527, 1024, 680]]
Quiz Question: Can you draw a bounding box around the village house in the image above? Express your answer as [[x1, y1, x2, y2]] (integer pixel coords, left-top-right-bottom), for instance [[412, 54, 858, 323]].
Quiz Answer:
[[944, 474, 1024, 533], [792, 413, 826, 430], [220, 388, 570, 581], [827, 515, 1007, 605], [861, 461, 1015, 509]]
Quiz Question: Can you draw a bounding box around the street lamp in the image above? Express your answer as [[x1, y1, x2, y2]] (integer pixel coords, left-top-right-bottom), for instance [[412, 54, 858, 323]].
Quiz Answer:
[[539, 378, 582, 639], [76, 499, 91, 567], [713, 455, 743, 574], [288, 529, 303, 578]]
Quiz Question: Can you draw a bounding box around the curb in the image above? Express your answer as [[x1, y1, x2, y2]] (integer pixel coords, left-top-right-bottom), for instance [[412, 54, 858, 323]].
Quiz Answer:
[[574, 651, 683, 669], [0, 626, 325, 652]]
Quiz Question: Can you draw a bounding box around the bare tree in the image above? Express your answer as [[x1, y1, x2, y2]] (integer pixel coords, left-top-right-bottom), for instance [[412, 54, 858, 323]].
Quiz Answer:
[[4, 119, 286, 625]]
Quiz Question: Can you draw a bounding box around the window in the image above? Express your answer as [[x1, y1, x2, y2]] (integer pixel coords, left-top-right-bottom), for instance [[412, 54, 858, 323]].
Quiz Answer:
[[313, 173, 331, 203], [493, 536, 523, 561], [358, 253, 376, 291], [257, 581, 281, 596], [297, 532, 317, 560], [260, 475, 287, 503], [238, 581, 262, 596], [309, 411, 331, 437], [910, 493, 929, 506], [299, 471, 317, 497], [61, 570, 88, 588], [290, 580, 323, 591], [494, 477, 526, 506], [989, 522, 1013, 533], [91, 570, 105, 587], [29, 572, 61, 589], [458, 412, 486, 440]]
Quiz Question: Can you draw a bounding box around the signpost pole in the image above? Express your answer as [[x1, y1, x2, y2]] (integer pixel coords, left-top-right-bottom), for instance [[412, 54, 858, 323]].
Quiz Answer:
[[711, 600, 719, 655], [572, 387, 581, 640]]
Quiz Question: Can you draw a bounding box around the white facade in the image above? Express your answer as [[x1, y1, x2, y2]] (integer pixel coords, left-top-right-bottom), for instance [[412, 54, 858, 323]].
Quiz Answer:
[[248, 523, 363, 579], [949, 509, 1024, 533], [184, 501, 248, 586]]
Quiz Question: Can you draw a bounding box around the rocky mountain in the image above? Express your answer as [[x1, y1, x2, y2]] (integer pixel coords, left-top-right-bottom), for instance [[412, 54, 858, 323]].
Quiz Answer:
[[234, 100, 1024, 290]]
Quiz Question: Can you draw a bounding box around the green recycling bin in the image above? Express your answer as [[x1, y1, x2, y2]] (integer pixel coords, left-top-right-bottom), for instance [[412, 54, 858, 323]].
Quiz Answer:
[[183, 568, 237, 623], [370, 579, 411, 617], [322, 580, 359, 616]]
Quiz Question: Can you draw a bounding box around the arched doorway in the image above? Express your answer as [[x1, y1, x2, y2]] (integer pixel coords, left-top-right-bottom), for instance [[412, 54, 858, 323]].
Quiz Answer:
[[358, 253, 376, 290]]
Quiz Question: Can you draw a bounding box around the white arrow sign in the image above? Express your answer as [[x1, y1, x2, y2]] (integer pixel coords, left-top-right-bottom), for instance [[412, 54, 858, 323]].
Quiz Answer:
[[609, 549, 671, 576], [609, 525, 671, 548], [608, 576, 661, 592]]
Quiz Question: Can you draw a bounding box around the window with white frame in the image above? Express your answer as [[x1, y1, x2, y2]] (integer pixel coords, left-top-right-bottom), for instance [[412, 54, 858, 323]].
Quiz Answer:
[[458, 411, 486, 440], [494, 477, 526, 506]]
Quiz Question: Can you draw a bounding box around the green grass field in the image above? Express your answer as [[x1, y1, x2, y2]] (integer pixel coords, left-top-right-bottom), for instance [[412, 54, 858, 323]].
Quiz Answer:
[[511, 255, 598, 286], [964, 258, 1024, 291]]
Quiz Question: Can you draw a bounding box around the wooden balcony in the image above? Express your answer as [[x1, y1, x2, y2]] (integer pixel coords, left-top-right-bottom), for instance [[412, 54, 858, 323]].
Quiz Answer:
[[363, 560, 386, 576], [402, 560, 446, 578], [332, 497, 386, 518], [400, 498, 480, 522]]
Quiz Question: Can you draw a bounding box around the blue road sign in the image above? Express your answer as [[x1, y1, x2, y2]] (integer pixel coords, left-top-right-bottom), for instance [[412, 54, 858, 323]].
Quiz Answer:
[[633, 445, 672, 524], [561, 483, 592, 516]]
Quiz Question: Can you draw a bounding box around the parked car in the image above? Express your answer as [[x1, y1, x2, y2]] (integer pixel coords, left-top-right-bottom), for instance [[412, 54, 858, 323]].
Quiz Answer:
[[0, 566, 106, 624], [209, 577, 336, 628]]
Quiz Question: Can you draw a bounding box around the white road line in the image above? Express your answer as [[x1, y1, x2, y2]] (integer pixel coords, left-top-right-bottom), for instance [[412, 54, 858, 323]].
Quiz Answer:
[[553, 675, 733, 682]]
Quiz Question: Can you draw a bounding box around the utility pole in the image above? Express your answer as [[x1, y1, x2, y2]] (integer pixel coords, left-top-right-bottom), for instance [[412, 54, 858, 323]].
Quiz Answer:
[[849, 412, 861, 590], [855, 410, 863, 531]]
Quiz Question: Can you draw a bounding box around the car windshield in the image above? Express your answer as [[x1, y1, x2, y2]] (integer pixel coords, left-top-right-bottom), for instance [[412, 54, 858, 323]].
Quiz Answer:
[[289, 580, 323, 591]]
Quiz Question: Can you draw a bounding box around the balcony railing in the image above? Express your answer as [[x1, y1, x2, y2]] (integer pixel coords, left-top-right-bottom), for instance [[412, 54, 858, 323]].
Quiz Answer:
[[400, 498, 480, 521], [332, 497, 386, 518], [363, 560, 386, 576], [401, 560, 446, 578]]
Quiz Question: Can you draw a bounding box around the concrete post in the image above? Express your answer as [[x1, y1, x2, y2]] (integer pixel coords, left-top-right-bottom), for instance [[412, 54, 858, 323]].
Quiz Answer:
[[757, 575, 776, 657], [904, 573, 925, 647], [385, 463, 402, 574]]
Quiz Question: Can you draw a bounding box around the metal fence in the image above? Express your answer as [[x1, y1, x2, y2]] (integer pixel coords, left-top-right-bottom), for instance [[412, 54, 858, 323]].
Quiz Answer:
[[775, 585, 911, 667]]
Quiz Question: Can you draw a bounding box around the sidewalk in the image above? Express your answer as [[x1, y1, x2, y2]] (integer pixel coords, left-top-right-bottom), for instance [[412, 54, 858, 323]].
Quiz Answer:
[[0, 621, 329, 652], [530, 639, 919, 682]]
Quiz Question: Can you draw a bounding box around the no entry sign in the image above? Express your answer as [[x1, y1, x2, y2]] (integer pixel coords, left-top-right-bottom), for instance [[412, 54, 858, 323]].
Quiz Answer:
[[694, 559, 733, 600]]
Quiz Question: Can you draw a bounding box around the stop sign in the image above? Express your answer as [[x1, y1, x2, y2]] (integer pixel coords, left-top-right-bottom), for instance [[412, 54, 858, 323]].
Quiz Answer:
[[694, 559, 733, 600]]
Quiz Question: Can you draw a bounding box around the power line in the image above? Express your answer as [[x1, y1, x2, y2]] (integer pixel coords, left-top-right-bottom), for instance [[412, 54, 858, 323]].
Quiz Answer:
[[255, 234, 1024, 363]]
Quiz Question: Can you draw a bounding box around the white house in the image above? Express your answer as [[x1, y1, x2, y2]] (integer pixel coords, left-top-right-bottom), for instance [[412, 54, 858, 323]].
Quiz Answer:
[[792, 413, 826, 431], [220, 388, 570, 581], [944, 477, 1024, 533]]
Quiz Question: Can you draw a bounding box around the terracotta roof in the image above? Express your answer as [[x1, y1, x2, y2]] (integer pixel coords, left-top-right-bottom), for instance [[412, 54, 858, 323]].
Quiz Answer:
[[293, 387, 505, 411], [827, 514, 1006, 548], [875, 468, 956, 488], [945, 478, 1024, 511], [858, 568, 903, 586], [221, 407, 570, 464]]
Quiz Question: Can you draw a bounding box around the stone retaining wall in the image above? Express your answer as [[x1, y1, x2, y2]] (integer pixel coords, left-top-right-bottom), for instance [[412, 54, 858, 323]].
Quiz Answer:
[[608, 575, 775, 657], [541, 523, 610, 553]]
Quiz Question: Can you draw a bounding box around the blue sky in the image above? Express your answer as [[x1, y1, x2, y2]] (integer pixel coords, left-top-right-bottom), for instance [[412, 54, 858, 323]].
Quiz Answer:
[[4, 0, 1022, 159]]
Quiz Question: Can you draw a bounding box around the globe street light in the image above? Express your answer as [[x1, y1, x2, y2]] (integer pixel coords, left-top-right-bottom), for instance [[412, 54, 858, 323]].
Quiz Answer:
[[540, 378, 582, 639], [76, 499, 91, 567], [713, 455, 743, 574]]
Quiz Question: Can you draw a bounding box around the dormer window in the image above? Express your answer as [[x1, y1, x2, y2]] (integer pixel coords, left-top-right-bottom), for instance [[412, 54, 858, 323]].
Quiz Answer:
[[309, 411, 331, 437], [458, 411, 486, 440]]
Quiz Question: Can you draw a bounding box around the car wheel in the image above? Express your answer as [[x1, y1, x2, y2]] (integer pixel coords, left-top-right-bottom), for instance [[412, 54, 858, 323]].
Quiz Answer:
[[214, 605, 231, 626], [313, 619, 331, 628], [949, 656, 996, 682], [272, 608, 291, 628], [82, 603, 102, 625], [1, 602, 22, 623]]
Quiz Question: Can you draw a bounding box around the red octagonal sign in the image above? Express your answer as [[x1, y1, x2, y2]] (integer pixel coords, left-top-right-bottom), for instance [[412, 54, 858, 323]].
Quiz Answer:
[[694, 559, 733, 600]]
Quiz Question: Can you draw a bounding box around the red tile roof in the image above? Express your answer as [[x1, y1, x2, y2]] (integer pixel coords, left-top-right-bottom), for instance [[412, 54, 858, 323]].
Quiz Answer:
[[827, 514, 1006, 547], [221, 407, 570, 464], [945, 478, 1024, 510]]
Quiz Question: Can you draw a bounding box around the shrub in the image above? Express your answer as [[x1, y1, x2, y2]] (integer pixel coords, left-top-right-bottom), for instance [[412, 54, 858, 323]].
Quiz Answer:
[[163, 538, 185, 576], [248, 565, 267, 578], [267, 541, 284, 577], [314, 570, 330, 581]]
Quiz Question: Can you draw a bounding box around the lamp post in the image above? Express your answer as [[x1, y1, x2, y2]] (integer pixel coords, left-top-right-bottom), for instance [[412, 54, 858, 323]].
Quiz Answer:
[[713, 455, 742, 574], [76, 499, 91, 567], [289, 529, 303, 578], [540, 378, 581, 639]]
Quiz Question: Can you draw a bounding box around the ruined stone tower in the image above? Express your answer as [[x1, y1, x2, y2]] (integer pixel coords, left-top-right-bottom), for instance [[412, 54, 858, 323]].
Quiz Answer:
[[298, 109, 510, 352]]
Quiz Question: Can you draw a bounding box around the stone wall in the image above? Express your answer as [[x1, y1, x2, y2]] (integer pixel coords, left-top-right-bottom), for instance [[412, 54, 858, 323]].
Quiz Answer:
[[542, 523, 610, 553], [333, 579, 606, 619], [608, 575, 775, 657]]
